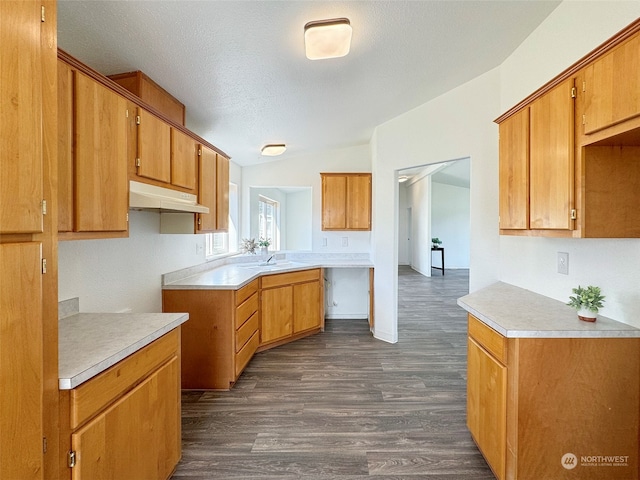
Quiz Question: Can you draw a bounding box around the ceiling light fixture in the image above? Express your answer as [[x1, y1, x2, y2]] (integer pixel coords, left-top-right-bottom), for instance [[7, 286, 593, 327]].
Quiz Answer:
[[261, 144, 287, 156], [398, 175, 409, 183], [304, 18, 352, 60]]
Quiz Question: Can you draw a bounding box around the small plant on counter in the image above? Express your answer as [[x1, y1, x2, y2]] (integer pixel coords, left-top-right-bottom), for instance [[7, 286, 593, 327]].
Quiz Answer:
[[567, 285, 605, 322], [258, 237, 271, 248], [240, 238, 258, 254], [432, 237, 442, 248]]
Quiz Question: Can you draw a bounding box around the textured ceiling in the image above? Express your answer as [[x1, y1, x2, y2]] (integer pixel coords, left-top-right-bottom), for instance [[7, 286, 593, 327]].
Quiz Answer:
[[57, 0, 560, 166]]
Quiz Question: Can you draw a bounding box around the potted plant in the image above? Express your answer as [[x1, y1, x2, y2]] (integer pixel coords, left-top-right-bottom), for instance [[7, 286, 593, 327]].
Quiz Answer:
[[567, 285, 605, 322], [432, 237, 442, 249], [240, 238, 258, 255], [258, 237, 271, 256]]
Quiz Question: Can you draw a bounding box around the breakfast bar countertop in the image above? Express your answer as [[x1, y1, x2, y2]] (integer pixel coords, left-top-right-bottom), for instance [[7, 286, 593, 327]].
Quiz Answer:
[[58, 311, 188, 390], [457, 281, 640, 339]]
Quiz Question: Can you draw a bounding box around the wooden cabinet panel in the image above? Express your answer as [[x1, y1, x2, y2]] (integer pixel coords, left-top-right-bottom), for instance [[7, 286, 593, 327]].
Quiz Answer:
[[293, 281, 321, 333], [261, 285, 293, 344], [322, 175, 347, 230], [58, 59, 74, 232], [235, 331, 259, 378], [236, 293, 259, 329], [236, 312, 259, 352], [170, 128, 197, 190], [236, 279, 259, 306], [136, 108, 171, 183], [468, 315, 507, 364], [70, 357, 180, 480], [529, 79, 574, 230], [0, 1, 43, 234], [197, 145, 217, 232], [0, 242, 43, 480], [346, 175, 372, 230], [74, 71, 128, 232], [499, 108, 529, 230], [584, 34, 640, 134], [216, 154, 230, 232], [467, 337, 506, 480], [261, 269, 320, 289]]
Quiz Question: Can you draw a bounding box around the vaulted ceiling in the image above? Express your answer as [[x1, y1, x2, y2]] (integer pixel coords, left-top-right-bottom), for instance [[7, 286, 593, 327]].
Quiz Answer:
[[58, 0, 560, 166]]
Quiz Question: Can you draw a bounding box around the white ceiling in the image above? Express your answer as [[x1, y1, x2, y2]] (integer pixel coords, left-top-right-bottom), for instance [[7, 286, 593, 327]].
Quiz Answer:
[[57, 0, 560, 167]]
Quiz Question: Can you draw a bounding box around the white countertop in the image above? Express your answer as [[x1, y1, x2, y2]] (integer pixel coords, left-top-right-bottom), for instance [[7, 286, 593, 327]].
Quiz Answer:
[[457, 282, 640, 338], [59, 312, 188, 390], [162, 255, 374, 290]]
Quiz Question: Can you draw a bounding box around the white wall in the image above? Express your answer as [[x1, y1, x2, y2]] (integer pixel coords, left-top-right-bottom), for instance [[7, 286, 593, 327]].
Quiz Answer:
[[498, 4, 640, 326], [286, 190, 312, 250], [371, 69, 501, 343], [432, 181, 470, 269], [242, 145, 372, 253], [58, 161, 243, 312]]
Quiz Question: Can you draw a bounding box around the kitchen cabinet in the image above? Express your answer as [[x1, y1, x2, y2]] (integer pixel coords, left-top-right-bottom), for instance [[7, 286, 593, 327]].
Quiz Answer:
[[59, 330, 181, 480], [108, 70, 186, 126], [1, 1, 44, 234], [58, 61, 129, 237], [196, 146, 229, 233], [136, 107, 172, 184], [497, 20, 640, 238], [170, 127, 197, 190], [162, 279, 260, 390], [498, 108, 529, 230], [321, 173, 371, 231], [260, 269, 323, 346], [582, 33, 640, 135], [1, 0, 58, 478], [467, 314, 639, 480]]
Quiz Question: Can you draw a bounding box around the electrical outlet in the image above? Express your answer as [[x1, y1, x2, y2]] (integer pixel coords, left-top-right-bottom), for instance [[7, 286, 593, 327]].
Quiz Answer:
[[322, 237, 327, 247], [342, 237, 348, 247], [557, 252, 569, 275]]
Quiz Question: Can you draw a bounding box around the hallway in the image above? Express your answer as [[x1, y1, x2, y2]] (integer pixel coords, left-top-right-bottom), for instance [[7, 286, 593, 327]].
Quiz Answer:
[[172, 266, 494, 478]]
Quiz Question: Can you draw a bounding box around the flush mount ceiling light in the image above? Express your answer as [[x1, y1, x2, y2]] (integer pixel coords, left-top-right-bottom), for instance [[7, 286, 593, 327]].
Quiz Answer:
[[261, 144, 287, 156], [398, 175, 409, 183], [304, 18, 352, 60]]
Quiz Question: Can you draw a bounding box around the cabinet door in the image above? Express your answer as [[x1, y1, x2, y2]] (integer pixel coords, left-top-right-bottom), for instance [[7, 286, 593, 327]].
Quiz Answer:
[[529, 79, 574, 230], [170, 128, 197, 190], [136, 108, 171, 183], [197, 145, 217, 233], [216, 154, 230, 232], [58, 60, 74, 232], [584, 34, 640, 134], [74, 72, 128, 232], [0, 242, 43, 480], [322, 175, 346, 230], [71, 357, 180, 480], [293, 280, 321, 333], [261, 286, 293, 344], [467, 337, 506, 480], [0, 1, 43, 234], [498, 108, 529, 230], [346, 174, 371, 230]]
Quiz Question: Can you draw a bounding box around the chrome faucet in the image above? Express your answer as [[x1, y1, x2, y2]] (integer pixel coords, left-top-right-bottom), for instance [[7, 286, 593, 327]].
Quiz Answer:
[[266, 254, 276, 264]]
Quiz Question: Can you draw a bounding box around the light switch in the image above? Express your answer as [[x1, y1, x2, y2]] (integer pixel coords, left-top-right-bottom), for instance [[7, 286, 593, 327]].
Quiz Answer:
[[557, 252, 569, 275], [342, 237, 348, 247]]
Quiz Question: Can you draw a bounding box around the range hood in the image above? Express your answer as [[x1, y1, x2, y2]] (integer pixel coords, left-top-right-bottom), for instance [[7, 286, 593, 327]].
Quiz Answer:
[[129, 180, 209, 214]]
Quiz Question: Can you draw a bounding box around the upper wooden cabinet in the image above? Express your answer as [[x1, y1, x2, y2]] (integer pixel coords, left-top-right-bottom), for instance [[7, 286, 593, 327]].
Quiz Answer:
[[197, 146, 229, 233], [136, 107, 171, 184], [321, 173, 372, 231], [528, 79, 575, 230], [583, 33, 640, 135], [108, 70, 186, 126], [0, 1, 43, 234], [170, 128, 197, 190], [496, 19, 640, 238]]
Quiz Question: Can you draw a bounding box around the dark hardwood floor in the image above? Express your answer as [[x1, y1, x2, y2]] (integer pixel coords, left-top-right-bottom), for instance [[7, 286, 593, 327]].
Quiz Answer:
[[172, 266, 495, 479]]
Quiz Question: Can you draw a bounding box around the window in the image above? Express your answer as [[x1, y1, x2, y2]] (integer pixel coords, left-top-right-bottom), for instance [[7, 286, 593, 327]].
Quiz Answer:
[[258, 195, 279, 250], [205, 182, 238, 257]]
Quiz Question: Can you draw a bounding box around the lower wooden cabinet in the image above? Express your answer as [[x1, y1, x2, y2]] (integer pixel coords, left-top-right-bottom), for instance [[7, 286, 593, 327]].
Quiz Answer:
[[260, 269, 323, 347], [59, 329, 181, 480], [467, 314, 640, 480]]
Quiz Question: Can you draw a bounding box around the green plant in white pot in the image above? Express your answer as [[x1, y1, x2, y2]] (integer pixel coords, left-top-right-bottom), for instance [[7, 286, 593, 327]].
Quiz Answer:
[[567, 285, 605, 322]]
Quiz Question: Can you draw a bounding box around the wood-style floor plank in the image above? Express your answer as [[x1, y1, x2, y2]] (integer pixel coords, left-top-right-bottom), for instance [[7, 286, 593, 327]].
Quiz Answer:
[[172, 267, 494, 478]]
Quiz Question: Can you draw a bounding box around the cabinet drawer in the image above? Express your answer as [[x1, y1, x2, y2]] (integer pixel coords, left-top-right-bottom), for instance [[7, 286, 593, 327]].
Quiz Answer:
[[468, 314, 507, 364], [236, 279, 258, 306], [69, 328, 179, 429], [236, 312, 259, 353], [261, 268, 321, 289], [235, 330, 259, 377], [235, 292, 258, 329]]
